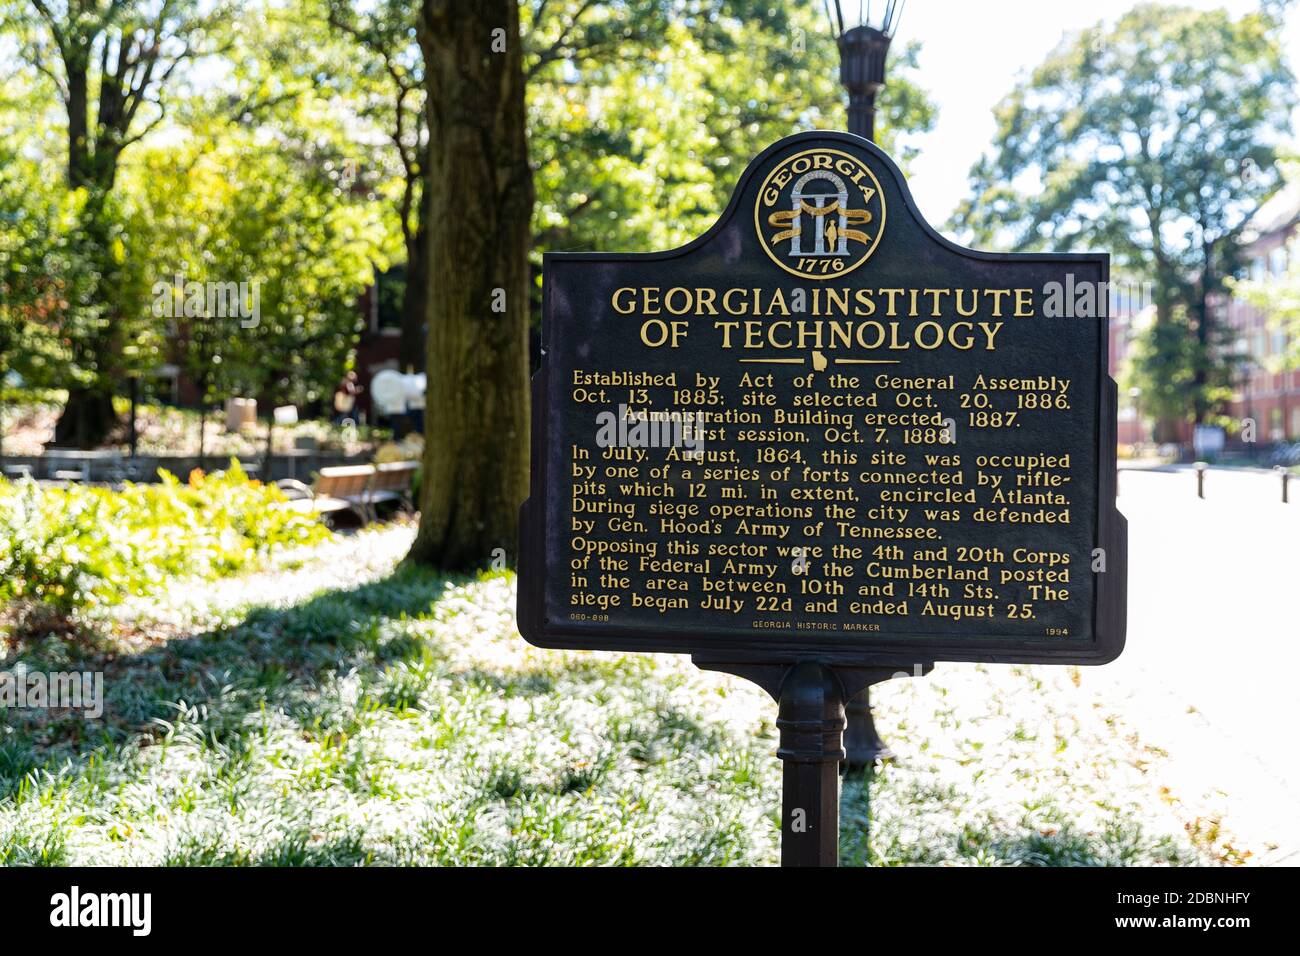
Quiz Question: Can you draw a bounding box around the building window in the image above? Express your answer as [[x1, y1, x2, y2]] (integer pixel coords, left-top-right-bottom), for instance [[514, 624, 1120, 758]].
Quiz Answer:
[[1270, 245, 1289, 277]]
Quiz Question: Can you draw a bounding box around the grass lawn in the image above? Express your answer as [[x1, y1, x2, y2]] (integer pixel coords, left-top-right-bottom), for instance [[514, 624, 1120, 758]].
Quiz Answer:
[[1, 526, 1222, 866]]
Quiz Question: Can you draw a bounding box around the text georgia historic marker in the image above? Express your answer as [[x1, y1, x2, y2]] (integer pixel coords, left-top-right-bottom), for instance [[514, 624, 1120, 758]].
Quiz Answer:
[[518, 130, 1127, 866]]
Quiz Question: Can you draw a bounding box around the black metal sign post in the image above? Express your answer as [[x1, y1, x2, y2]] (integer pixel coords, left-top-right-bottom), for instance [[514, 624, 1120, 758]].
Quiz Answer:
[[692, 657, 932, 865], [777, 662, 845, 866], [518, 130, 1126, 867]]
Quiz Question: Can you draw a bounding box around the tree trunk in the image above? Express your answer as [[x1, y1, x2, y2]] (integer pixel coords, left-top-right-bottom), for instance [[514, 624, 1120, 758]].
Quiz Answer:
[[51, 53, 124, 448], [1191, 242, 1215, 426], [50, 307, 122, 449], [1150, 266, 1179, 444], [1192, 291, 1212, 426], [399, 210, 429, 373], [52, 153, 123, 449], [66, 62, 92, 190], [50, 386, 118, 449], [406, 0, 532, 571]]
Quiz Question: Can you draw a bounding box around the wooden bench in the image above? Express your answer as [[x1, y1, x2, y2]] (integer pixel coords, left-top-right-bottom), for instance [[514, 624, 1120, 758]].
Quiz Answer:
[[365, 461, 419, 518], [277, 465, 375, 522], [43, 448, 124, 482], [276, 461, 418, 524]]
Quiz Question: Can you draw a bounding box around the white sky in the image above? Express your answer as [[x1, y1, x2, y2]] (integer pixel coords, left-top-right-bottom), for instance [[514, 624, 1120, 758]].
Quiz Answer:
[[895, 0, 1300, 228]]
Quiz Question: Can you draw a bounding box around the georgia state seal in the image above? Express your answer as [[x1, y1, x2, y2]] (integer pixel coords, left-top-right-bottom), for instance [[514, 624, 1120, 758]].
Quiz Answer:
[[755, 147, 885, 280]]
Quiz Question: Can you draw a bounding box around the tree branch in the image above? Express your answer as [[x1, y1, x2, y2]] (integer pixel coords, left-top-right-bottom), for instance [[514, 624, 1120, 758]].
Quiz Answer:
[[527, 0, 602, 78]]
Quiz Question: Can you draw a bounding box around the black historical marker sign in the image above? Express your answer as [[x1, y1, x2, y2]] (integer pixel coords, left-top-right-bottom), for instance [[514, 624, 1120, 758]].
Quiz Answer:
[[519, 130, 1126, 669]]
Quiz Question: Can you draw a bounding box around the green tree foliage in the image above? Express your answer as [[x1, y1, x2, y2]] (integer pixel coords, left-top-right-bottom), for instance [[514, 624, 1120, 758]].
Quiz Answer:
[[953, 3, 1293, 432], [0, 145, 83, 395], [1, 1, 396, 449], [127, 130, 390, 417], [307, 0, 429, 368], [1123, 308, 1226, 429], [2, 0, 935, 507], [529, 3, 934, 257], [2, 0, 235, 445]]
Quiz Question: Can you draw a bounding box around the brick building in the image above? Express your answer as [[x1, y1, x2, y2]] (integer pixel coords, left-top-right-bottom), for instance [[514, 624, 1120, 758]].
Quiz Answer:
[[1221, 182, 1300, 446], [1108, 184, 1300, 453]]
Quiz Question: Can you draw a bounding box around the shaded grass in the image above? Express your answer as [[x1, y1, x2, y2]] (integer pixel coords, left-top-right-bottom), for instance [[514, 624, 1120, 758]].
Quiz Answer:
[[1, 552, 778, 866], [1, 531, 1209, 867]]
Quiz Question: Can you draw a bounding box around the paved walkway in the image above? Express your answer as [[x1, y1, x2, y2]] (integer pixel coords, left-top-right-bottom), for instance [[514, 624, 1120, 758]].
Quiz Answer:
[[1078, 467, 1300, 864]]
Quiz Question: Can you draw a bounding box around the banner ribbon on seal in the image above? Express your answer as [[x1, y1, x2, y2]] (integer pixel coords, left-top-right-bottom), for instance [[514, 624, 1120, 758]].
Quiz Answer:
[[768, 201, 873, 246]]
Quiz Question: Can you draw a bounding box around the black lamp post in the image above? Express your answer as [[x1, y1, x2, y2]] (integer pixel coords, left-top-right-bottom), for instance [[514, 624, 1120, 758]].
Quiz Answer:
[[832, 1, 903, 141], [829, 0, 906, 772]]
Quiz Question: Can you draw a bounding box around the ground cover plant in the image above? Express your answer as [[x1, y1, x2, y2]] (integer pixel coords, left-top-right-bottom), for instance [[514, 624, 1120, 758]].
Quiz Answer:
[[0, 527, 1224, 866]]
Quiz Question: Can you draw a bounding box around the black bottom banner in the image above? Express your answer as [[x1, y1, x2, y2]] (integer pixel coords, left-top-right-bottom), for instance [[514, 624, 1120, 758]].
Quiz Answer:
[[0, 864, 1285, 943]]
